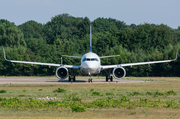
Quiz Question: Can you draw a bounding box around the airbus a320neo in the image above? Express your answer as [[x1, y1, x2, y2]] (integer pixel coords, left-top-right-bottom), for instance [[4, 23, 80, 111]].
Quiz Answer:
[[3, 25, 178, 82]]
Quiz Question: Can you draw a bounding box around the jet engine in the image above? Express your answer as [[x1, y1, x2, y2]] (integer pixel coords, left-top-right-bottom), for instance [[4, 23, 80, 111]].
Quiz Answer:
[[56, 66, 69, 80], [113, 67, 126, 79]]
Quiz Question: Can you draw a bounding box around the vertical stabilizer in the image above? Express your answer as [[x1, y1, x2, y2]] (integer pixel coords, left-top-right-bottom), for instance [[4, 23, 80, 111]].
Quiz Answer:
[[90, 25, 92, 52]]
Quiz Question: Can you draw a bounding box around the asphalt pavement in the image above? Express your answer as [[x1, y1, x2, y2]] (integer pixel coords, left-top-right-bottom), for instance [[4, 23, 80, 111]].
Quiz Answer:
[[0, 77, 145, 84]]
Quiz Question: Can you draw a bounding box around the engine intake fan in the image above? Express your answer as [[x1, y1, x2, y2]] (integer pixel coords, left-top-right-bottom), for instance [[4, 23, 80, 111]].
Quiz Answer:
[[56, 66, 69, 80], [113, 67, 126, 79]]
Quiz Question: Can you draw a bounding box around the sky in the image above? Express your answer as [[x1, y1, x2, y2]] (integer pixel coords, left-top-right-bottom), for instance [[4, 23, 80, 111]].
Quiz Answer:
[[0, 0, 180, 29]]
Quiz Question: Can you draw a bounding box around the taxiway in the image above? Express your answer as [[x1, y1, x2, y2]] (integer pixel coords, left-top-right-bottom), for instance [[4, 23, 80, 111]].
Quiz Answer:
[[0, 77, 145, 84]]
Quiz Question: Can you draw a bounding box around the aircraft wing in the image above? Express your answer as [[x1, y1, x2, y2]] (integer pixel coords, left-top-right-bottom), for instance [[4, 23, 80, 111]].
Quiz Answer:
[[3, 48, 80, 69], [101, 65, 118, 70], [63, 65, 80, 69], [101, 49, 178, 69]]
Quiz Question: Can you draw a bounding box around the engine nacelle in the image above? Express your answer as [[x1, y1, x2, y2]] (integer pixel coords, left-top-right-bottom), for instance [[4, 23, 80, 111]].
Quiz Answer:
[[56, 66, 69, 80], [113, 67, 126, 79]]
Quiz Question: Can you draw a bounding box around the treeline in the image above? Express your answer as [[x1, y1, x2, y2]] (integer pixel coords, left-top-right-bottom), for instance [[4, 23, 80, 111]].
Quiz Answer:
[[0, 13, 180, 77]]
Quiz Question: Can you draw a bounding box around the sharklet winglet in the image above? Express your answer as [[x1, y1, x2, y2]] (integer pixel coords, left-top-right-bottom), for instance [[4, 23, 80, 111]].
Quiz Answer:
[[3, 47, 7, 61], [173, 48, 178, 61]]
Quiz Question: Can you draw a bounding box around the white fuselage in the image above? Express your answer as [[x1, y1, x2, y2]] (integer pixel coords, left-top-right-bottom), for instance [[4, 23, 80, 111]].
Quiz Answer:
[[80, 52, 101, 74]]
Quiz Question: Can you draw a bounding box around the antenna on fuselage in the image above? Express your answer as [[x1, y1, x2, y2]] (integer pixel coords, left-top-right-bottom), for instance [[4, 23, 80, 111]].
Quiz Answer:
[[90, 25, 92, 52]]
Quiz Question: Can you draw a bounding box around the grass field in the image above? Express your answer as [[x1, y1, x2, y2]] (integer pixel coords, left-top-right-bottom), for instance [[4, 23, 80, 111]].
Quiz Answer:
[[0, 77, 180, 119]]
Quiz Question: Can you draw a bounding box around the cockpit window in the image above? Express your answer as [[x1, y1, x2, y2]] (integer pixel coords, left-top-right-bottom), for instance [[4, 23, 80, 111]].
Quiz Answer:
[[82, 58, 98, 61], [83, 58, 86, 62], [91, 58, 95, 61], [91, 58, 98, 61]]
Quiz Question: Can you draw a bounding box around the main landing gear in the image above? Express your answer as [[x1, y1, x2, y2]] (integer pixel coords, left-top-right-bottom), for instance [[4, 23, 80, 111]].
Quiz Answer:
[[69, 69, 76, 82], [104, 69, 113, 82], [69, 76, 76, 82], [106, 76, 113, 82]]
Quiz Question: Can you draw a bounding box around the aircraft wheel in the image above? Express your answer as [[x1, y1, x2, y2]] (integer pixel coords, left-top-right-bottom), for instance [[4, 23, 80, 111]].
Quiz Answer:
[[88, 79, 92, 82], [106, 76, 108, 82], [68, 76, 71, 82], [110, 76, 113, 82], [73, 76, 76, 82]]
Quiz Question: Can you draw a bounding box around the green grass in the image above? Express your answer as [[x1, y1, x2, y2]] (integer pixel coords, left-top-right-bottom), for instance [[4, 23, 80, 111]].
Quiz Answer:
[[53, 88, 67, 93], [0, 77, 180, 118], [0, 90, 7, 93]]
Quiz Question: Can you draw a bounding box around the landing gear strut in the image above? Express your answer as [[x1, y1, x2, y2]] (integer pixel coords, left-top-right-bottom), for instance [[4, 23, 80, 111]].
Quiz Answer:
[[106, 76, 113, 82], [88, 73, 93, 83], [69, 69, 76, 82], [69, 76, 76, 82]]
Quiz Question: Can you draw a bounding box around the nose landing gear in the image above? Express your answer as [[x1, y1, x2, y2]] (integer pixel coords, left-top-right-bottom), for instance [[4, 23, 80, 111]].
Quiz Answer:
[[88, 73, 93, 83]]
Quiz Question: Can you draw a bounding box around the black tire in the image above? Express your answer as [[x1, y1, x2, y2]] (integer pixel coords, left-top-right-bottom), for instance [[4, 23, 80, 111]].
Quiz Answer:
[[106, 76, 108, 82], [110, 76, 113, 82], [68, 76, 71, 82], [73, 76, 75, 82]]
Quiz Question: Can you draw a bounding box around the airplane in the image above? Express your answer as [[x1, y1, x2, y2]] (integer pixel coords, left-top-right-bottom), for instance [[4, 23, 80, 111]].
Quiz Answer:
[[3, 25, 178, 82]]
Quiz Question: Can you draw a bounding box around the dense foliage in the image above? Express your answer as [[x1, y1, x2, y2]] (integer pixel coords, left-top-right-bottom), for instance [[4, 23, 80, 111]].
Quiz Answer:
[[0, 14, 180, 77]]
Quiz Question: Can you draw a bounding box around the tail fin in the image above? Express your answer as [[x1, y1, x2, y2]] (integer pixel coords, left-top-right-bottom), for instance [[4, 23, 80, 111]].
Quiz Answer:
[[90, 25, 92, 52]]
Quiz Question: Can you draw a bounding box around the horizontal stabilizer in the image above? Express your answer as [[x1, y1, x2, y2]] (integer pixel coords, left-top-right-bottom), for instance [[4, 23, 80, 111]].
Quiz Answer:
[[99, 55, 120, 58], [62, 55, 81, 58]]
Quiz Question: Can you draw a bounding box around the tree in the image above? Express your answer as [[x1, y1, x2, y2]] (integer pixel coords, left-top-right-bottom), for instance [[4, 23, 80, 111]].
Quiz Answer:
[[18, 20, 43, 40], [0, 19, 26, 47]]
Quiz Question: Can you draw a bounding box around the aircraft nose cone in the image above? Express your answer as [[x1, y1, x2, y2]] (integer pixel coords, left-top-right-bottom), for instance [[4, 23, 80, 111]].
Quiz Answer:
[[84, 62, 95, 69], [85, 62, 99, 71]]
